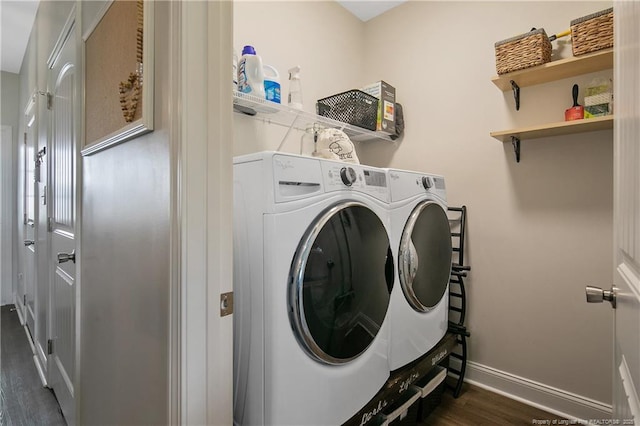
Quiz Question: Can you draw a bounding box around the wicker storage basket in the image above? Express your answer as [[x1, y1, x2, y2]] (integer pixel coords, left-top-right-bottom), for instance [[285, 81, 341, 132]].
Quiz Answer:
[[571, 8, 613, 56], [495, 28, 552, 75]]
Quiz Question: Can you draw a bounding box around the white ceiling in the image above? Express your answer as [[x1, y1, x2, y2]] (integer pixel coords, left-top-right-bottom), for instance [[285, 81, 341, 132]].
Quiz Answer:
[[0, 0, 403, 75], [1, 0, 39, 74], [336, 0, 407, 22]]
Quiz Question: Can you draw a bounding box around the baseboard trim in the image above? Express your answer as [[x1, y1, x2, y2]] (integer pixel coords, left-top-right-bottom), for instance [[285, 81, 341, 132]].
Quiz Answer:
[[14, 297, 25, 325], [23, 324, 35, 353], [32, 355, 47, 387], [464, 361, 612, 421]]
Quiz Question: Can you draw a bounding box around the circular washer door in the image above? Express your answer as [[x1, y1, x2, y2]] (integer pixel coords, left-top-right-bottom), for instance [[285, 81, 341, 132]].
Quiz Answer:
[[398, 200, 452, 313], [289, 201, 394, 365]]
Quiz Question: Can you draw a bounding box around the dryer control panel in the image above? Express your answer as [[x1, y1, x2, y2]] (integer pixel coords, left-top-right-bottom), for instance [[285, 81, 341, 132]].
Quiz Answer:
[[321, 163, 389, 202], [387, 169, 447, 202]]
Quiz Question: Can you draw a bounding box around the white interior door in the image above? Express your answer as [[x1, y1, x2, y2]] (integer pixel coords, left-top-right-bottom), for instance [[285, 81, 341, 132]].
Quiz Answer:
[[612, 1, 640, 422], [22, 97, 37, 334], [47, 16, 77, 425]]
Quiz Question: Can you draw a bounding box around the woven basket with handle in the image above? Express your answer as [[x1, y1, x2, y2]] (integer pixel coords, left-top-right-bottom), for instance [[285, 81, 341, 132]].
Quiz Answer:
[[495, 28, 552, 75], [571, 8, 613, 56]]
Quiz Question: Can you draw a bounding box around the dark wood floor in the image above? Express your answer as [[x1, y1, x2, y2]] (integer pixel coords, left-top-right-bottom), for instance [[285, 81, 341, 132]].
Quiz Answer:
[[1, 303, 557, 426], [1, 304, 66, 426], [423, 381, 561, 425]]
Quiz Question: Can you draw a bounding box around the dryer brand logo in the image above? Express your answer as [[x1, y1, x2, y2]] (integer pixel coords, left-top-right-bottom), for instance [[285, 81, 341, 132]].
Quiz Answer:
[[274, 159, 294, 170], [399, 371, 420, 393], [359, 399, 388, 425], [431, 349, 448, 366], [389, 172, 399, 180]]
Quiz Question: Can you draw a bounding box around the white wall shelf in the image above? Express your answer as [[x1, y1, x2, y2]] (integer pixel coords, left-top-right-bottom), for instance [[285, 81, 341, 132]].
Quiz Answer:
[[232, 91, 393, 143]]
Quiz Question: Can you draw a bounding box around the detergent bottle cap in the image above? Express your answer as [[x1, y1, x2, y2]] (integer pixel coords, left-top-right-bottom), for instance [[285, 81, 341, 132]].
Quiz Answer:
[[242, 45, 256, 55]]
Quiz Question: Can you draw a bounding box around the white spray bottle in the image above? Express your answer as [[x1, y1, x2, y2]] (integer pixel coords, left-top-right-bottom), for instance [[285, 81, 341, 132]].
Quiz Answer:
[[288, 66, 303, 110]]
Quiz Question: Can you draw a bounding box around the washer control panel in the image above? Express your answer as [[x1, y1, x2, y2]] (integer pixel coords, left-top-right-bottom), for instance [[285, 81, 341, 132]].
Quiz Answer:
[[322, 162, 389, 202], [269, 153, 390, 203]]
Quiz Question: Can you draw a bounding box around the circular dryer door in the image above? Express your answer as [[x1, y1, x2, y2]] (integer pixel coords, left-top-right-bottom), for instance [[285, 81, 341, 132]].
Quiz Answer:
[[398, 201, 452, 313], [289, 201, 393, 365]]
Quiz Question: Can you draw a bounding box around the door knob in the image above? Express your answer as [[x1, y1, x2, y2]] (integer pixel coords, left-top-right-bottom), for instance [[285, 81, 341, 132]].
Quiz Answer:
[[57, 250, 76, 264], [585, 286, 616, 309], [24, 240, 35, 246]]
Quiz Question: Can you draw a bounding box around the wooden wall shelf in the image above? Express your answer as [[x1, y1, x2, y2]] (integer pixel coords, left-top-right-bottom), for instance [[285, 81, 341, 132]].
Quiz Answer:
[[491, 48, 614, 162], [490, 115, 614, 142], [491, 48, 613, 91]]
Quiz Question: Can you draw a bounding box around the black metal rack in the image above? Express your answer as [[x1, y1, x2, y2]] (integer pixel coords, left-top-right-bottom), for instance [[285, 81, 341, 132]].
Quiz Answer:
[[446, 206, 471, 398]]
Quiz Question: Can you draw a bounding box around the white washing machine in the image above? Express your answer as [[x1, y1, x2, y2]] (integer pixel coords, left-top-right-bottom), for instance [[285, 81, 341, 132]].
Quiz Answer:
[[386, 168, 452, 371], [233, 151, 394, 425]]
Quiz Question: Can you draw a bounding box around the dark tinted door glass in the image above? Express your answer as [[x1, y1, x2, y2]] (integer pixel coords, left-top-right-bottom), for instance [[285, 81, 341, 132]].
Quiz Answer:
[[402, 202, 452, 311], [290, 204, 393, 364]]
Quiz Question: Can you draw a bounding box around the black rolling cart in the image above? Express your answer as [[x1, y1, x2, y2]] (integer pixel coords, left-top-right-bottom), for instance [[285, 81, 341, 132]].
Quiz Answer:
[[446, 206, 471, 398]]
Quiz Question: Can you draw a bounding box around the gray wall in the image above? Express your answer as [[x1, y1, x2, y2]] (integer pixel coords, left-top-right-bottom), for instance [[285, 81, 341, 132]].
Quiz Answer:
[[79, 1, 171, 424], [358, 1, 614, 406], [1, 71, 20, 127], [234, 0, 614, 414], [17, 0, 172, 422], [1, 71, 19, 305]]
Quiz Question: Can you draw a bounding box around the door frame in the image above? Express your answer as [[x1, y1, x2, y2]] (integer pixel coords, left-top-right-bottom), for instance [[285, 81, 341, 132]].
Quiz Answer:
[[21, 91, 38, 332], [15, 92, 35, 325], [71, 3, 83, 424], [177, 1, 233, 424]]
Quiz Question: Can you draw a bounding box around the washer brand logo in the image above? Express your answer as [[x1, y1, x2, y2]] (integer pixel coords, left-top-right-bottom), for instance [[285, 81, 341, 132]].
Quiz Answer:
[[359, 399, 388, 425], [432, 349, 448, 366], [274, 159, 294, 170], [389, 173, 399, 180]]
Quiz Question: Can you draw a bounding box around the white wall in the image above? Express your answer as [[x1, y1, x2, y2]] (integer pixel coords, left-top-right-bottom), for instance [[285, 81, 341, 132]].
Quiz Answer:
[[233, 0, 615, 418], [358, 0, 614, 411], [1, 71, 20, 306]]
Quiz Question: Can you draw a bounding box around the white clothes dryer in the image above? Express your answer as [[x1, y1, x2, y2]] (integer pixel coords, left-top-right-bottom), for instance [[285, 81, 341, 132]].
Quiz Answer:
[[386, 168, 452, 371], [233, 151, 394, 425]]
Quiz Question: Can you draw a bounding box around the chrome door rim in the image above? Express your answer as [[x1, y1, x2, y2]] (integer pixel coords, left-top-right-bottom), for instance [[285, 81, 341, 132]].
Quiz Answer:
[[288, 200, 388, 365], [398, 200, 452, 313]]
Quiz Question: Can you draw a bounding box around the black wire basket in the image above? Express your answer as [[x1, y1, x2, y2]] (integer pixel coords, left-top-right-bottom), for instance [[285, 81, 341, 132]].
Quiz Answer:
[[316, 90, 378, 131]]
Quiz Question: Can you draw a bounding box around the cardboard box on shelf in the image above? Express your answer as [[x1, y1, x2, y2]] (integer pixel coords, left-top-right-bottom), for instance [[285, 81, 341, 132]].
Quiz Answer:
[[361, 81, 396, 135]]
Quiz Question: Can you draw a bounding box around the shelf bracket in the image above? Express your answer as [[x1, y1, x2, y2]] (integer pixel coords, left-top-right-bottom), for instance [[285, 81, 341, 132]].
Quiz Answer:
[[511, 136, 521, 163], [510, 80, 520, 111]]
